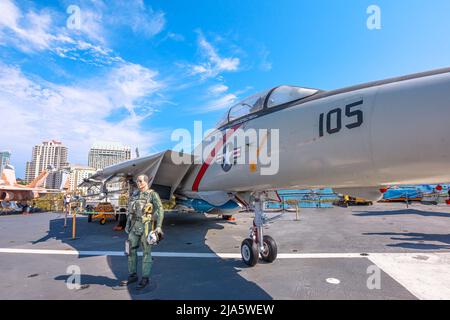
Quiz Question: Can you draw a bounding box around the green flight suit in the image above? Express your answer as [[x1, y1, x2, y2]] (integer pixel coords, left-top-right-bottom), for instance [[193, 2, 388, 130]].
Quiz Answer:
[[126, 188, 164, 278]]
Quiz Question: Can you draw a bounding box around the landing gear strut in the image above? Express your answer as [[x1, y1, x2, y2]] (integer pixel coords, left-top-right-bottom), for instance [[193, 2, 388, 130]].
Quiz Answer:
[[241, 192, 278, 266]]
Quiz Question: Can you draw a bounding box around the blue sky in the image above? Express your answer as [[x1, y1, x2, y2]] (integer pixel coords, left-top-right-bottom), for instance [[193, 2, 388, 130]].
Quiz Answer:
[[1, 0, 450, 178]]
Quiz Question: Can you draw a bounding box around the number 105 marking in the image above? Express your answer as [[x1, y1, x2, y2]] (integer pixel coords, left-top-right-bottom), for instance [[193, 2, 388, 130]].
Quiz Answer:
[[319, 100, 364, 137]]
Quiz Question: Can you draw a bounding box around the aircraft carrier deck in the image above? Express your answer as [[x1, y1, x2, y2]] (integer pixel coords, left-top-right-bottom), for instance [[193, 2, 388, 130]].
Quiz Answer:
[[0, 202, 449, 300]]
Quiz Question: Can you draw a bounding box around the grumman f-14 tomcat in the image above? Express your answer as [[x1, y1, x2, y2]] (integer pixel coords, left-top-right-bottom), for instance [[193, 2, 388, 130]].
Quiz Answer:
[[82, 67, 450, 266]]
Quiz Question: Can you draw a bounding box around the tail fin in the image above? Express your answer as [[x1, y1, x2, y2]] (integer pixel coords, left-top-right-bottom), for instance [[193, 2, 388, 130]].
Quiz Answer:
[[60, 170, 70, 190], [1, 165, 17, 186], [27, 170, 49, 188]]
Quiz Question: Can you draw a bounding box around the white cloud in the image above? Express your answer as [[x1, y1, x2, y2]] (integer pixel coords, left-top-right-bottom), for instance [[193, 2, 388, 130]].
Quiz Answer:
[[197, 84, 255, 114], [167, 32, 185, 42], [204, 93, 238, 112], [193, 84, 237, 113], [81, 0, 166, 39], [0, 0, 123, 66], [208, 84, 229, 95], [0, 3, 54, 52], [0, 0, 21, 29], [0, 63, 164, 174], [190, 31, 240, 79], [106, 63, 162, 116], [0, 0, 164, 66], [77, 7, 106, 44], [131, 9, 165, 38], [52, 39, 124, 66]]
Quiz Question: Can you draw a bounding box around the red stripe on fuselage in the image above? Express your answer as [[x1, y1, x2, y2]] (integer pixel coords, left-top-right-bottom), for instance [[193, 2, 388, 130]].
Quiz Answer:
[[192, 124, 242, 192]]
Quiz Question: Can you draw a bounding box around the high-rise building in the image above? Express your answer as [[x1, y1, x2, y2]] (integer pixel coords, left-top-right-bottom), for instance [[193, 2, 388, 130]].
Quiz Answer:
[[0, 151, 11, 177], [88, 141, 131, 170], [68, 165, 96, 194], [25, 140, 69, 187]]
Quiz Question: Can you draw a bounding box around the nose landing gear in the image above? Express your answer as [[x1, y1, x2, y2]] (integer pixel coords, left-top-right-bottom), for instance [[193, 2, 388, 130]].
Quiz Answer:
[[241, 192, 278, 266]]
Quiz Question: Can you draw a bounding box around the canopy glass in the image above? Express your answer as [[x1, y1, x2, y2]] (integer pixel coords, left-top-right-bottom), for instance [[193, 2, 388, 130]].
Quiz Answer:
[[216, 86, 319, 128]]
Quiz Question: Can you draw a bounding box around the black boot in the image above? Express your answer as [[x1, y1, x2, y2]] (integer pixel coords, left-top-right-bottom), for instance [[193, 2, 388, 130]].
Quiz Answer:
[[137, 277, 149, 290], [120, 273, 138, 286]]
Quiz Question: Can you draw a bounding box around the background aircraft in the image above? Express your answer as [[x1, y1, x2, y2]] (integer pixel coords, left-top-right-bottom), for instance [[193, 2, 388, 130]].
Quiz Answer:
[[82, 67, 450, 266], [0, 165, 68, 209]]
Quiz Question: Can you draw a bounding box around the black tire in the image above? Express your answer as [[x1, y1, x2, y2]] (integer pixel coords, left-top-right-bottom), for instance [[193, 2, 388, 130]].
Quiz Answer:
[[88, 214, 92, 223], [241, 238, 259, 267], [261, 235, 278, 263]]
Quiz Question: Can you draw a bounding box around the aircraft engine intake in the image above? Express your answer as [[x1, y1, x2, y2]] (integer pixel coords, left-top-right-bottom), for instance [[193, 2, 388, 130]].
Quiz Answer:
[[0, 191, 14, 201]]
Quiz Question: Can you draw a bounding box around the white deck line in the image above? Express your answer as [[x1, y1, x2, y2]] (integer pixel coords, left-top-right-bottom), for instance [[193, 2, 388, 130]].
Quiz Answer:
[[0, 248, 443, 260], [0, 248, 366, 258]]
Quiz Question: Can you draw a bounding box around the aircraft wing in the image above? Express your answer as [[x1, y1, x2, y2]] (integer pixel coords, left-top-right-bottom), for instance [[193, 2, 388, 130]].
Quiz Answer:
[[0, 185, 45, 192], [81, 150, 195, 200]]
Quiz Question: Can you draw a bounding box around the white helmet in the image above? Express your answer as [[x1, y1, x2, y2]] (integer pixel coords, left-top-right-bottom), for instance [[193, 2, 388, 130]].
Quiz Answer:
[[147, 231, 159, 245]]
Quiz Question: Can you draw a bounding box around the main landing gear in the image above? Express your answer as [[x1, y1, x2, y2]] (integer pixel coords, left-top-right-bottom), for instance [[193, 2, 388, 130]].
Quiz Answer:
[[240, 193, 278, 266]]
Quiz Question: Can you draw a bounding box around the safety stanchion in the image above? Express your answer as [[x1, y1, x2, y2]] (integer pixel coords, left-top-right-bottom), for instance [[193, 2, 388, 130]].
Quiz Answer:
[[71, 206, 78, 241]]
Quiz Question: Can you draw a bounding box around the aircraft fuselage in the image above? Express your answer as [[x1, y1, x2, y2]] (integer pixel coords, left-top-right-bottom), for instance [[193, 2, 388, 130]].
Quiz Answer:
[[181, 69, 450, 195]]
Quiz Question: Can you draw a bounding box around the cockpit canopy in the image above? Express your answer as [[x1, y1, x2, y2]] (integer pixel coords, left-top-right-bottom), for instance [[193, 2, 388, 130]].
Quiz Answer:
[[216, 85, 320, 128]]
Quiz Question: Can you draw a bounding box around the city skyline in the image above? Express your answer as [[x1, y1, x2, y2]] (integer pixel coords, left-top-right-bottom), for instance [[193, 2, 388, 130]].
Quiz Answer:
[[4, 139, 134, 180]]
